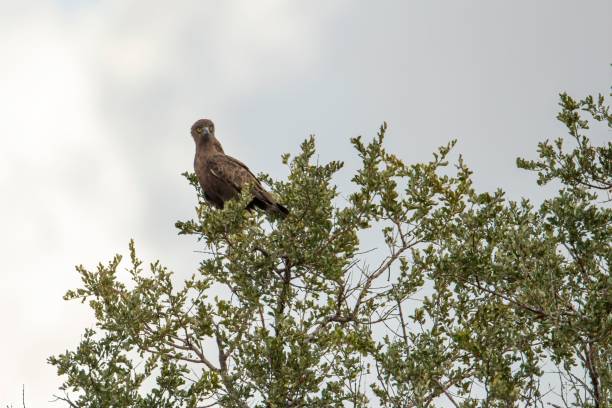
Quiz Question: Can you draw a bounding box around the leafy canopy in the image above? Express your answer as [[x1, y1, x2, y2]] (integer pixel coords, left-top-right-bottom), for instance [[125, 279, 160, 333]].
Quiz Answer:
[[50, 83, 611, 407]]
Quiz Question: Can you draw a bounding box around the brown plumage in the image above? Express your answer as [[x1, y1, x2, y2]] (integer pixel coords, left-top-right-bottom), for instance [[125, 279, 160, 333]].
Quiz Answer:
[[190, 119, 289, 219]]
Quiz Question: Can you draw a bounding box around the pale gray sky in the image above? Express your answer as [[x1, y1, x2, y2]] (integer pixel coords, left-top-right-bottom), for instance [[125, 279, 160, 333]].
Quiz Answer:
[[0, 1, 610, 406]]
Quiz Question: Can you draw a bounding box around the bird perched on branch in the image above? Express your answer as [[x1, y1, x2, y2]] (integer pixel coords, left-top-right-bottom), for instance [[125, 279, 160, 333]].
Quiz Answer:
[[190, 119, 289, 219]]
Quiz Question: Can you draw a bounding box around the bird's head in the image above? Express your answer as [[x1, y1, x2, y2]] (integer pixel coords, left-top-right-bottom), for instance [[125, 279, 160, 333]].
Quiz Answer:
[[191, 119, 215, 143]]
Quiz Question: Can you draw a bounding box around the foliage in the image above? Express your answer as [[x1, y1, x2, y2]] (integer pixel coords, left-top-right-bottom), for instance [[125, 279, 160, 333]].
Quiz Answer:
[[50, 85, 611, 407]]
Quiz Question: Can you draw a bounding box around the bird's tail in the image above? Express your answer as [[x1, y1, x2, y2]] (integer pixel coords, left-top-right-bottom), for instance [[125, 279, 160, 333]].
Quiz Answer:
[[249, 196, 289, 219], [270, 202, 289, 219]]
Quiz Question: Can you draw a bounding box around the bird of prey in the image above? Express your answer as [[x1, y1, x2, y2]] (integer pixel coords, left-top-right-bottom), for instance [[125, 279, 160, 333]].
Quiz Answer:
[[190, 118, 289, 218]]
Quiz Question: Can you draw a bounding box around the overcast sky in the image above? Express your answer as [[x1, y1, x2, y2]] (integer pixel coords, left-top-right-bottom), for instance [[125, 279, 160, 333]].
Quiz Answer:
[[0, 1, 610, 406]]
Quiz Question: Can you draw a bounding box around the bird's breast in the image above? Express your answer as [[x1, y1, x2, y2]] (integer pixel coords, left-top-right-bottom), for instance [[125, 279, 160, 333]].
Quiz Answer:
[[194, 155, 209, 184]]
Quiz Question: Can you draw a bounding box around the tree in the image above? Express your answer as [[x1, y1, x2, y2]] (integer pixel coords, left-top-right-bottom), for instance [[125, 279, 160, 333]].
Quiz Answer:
[[50, 84, 611, 407]]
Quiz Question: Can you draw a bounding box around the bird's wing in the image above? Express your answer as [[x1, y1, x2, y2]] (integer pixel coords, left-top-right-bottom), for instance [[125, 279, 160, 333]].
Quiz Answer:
[[223, 155, 264, 186], [208, 154, 261, 192], [207, 153, 287, 217]]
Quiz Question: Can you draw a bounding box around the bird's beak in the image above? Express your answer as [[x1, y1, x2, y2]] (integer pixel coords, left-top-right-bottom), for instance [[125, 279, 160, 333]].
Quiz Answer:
[[203, 127, 212, 137]]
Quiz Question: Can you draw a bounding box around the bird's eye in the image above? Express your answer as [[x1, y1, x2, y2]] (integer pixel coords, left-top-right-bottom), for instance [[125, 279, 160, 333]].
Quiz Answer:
[[196, 127, 203, 134]]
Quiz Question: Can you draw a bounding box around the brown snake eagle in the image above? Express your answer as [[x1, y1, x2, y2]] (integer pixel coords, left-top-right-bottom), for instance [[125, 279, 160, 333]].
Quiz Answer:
[[191, 119, 289, 218]]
